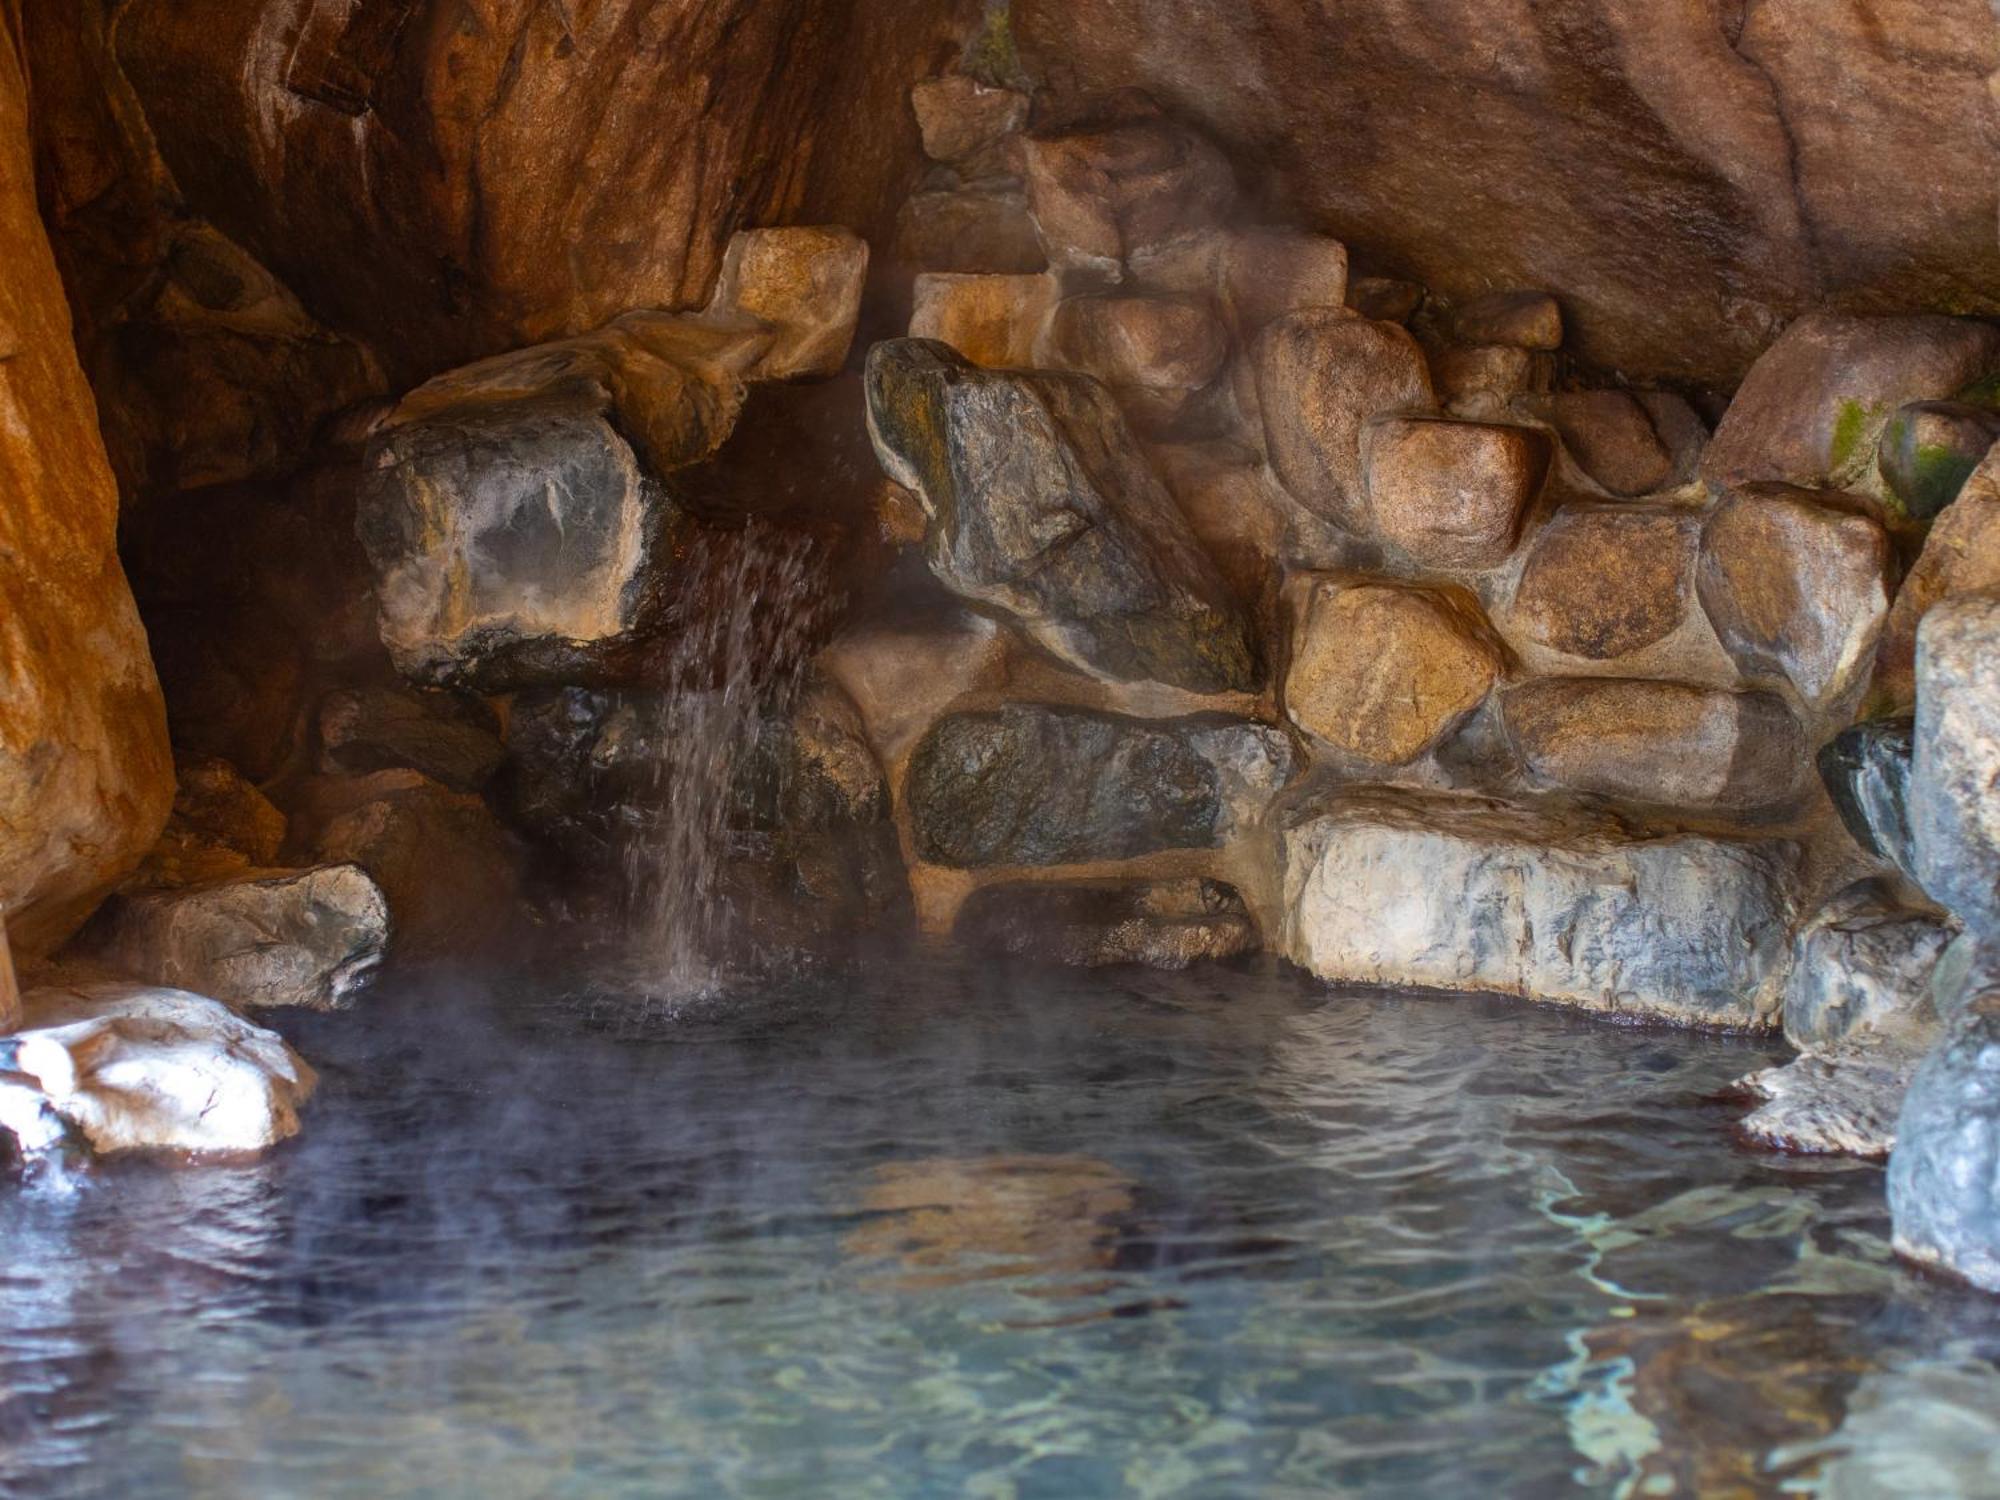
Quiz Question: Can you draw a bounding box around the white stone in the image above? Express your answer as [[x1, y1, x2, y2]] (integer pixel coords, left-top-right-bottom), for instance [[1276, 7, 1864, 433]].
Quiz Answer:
[[0, 981, 315, 1157], [1282, 791, 1799, 1028]]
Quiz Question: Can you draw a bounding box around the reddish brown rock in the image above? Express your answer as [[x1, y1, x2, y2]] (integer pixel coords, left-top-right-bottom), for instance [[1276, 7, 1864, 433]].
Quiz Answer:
[[1504, 678, 1805, 813], [1510, 504, 1700, 661], [1433, 344, 1553, 418], [909, 272, 1059, 368], [1014, 1, 2000, 385], [1703, 313, 2000, 492], [1453, 290, 1562, 350], [1253, 310, 1436, 531], [1285, 579, 1503, 766], [894, 185, 1049, 274], [911, 75, 1030, 165], [704, 227, 869, 382], [1543, 390, 1677, 498], [1348, 277, 1426, 324], [1873, 446, 2000, 711], [91, 0, 977, 382], [133, 756, 288, 889], [1697, 487, 1894, 707], [1219, 229, 1349, 336], [1364, 416, 1551, 570], [0, 30, 172, 958], [1020, 95, 1236, 278], [1040, 292, 1230, 427]]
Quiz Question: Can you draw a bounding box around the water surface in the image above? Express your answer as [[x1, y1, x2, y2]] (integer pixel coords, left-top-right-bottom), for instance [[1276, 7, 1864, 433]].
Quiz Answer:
[[6, 953, 2000, 1498]]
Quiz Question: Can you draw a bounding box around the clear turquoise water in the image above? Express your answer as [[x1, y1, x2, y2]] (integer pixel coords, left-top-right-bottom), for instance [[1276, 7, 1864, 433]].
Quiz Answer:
[[5, 952, 2000, 1498]]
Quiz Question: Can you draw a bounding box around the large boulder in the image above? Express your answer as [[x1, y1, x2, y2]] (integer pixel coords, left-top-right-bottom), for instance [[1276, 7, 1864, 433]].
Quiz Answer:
[[72, 865, 390, 1012], [1363, 416, 1550, 570], [1506, 504, 1700, 663], [1502, 678, 1805, 814], [0, 32, 173, 964], [1889, 1000, 2000, 1292], [1282, 791, 1800, 1028], [1911, 589, 2000, 940], [1012, 3, 2000, 385], [865, 339, 1256, 693], [954, 877, 1257, 969], [0, 980, 314, 1157], [83, 0, 973, 382], [1696, 486, 1893, 708], [355, 315, 765, 688], [907, 704, 1298, 868], [1703, 313, 2000, 492]]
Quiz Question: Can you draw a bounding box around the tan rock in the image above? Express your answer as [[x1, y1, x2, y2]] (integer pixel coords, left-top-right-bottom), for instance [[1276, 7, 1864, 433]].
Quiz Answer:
[[1509, 504, 1699, 661], [818, 608, 1009, 770], [705, 227, 869, 381], [1703, 312, 2000, 492], [1504, 677, 1805, 812], [1020, 96, 1236, 277], [1543, 389, 1676, 497], [134, 756, 288, 887], [1697, 486, 1893, 707], [911, 75, 1030, 165], [1040, 292, 1230, 427], [1454, 290, 1562, 350], [1285, 579, 1503, 766], [1348, 277, 1425, 324], [1254, 309, 1437, 531], [1364, 416, 1551, 570], [894, 186, 1048, 274], [1874, 446, 2000, 711], [0, 32, 172, 957], [909, 272, 1058, 368]]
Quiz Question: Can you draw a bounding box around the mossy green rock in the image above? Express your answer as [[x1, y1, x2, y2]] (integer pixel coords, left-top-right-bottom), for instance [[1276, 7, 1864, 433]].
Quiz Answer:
[[1878, 401, 2000, 522], [865, 339, 1257, 693]]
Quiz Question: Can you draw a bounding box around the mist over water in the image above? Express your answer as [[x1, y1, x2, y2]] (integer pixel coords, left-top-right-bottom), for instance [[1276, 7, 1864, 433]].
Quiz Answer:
[[6, 956, 2000, 1497]]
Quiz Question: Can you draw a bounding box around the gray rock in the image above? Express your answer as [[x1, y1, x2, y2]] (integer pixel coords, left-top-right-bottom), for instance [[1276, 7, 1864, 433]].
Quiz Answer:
[[907, 704, 1298, 868], [1889, 1000, 2000, 1292], [1932, 933, 2000, 1023], [1911, 589, 2000, 940], [1282, 790, 1800, 1028], [318, 686, 505, 792], [1781, 878, 1952, 1052], [865, 339, 1256, 693], [955, 877, 1257, 969], [1738, 1031, 1933, 1158], [73, 865, 389, 1011], [1817, 716, 1918, 877]]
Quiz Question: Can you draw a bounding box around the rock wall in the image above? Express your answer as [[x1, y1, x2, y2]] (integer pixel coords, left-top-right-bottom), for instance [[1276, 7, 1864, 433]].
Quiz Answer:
[[0, 20, 172, 963], [1011, 0, 2000, 385]]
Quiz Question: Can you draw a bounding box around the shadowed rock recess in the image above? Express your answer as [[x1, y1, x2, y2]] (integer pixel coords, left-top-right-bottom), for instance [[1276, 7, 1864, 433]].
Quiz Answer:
[[4, 0, 2000, 1298]]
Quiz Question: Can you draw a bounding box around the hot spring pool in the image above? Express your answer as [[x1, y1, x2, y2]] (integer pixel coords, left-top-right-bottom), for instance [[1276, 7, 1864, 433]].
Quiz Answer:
[[5, 953, 2000, 1497]]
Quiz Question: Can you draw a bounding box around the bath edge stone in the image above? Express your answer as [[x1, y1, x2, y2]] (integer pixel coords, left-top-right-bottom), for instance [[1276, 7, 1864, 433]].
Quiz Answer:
[[1281, 791, 1801, 1029]]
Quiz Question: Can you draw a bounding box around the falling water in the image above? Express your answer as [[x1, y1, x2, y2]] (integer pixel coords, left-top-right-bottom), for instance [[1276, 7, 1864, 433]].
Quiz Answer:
[[617, 519, 838, 1003]]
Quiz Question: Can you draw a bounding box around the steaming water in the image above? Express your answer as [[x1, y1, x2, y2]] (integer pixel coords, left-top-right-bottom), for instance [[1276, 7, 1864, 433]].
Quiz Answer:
[[6, 954, 2000, 1498]]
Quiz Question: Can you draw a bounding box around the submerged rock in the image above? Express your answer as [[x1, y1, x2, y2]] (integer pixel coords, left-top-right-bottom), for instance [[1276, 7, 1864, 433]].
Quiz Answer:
[[1697, 486, 1892, 708], [1817, 716, 1918, 876], [1282, 791, 1799, 1028], [1503, 678, 1804, 815], [1911, 590, 2000, 941], [865, 339, 1256, 693], [955, 877, 1257, 969], [1285, 579, 1503, 767], [1702, 313, 2000, 492], [0, 981, 314, 1157], [1738, 1032, 1932, 1159], [907, 704, 1297, 868], [1889, 1001, 2000, 1292], [1781, 879, 1952, 1052], [73, 865, 389, 1012]]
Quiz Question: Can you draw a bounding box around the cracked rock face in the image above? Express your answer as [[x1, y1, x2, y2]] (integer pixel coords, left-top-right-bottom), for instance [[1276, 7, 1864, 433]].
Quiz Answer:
[[1283, 791, 1800, 1028], [865, 339, 1257, 693], [1780, 879, 1953, 1053], [906, 704, 1297, 868]]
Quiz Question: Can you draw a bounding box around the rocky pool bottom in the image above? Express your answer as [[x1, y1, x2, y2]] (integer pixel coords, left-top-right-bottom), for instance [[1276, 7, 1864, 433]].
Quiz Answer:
[[5, 953, 2000, 1498]]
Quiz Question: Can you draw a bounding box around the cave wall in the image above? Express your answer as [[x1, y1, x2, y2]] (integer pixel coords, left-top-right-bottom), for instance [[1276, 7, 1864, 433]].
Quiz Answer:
[[0, 13, 171, 962], [1012, 0, 2000, 386]]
